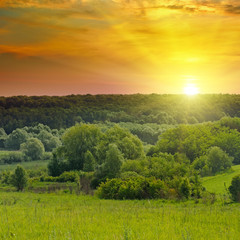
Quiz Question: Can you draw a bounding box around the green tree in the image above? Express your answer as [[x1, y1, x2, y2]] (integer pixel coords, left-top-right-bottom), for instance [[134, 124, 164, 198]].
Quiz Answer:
[[207, 146, 233, 174], [5, 128, 29, 150], [10, 165, 28, 191], [48, 152, 68, 177], [179, 178, 191, 199], [21, 138, 45, 161], [102, 144, 124, 178], [60, 124, 103, 170], [0, 128, 7, 148], [83, 151, 96, 172], [37, 130, 61, 151], [96, 125, 144, 162], [229, 175, 240, 202], [105, 125, 144, 160]]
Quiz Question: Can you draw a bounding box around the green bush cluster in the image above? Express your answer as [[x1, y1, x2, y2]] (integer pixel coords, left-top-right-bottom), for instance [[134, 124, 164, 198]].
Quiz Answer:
[[229, 174, 240, 202], [42, 171, 79, 183], [97, 177, 171, 200], [96, 175, 202, 200], [0, 166, 28, 191], [0, 152, 24, 164]]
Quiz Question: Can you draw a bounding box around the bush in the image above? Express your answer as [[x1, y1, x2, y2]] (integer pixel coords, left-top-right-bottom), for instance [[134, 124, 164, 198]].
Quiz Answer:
[[207, 146, 233, 174], [21, 138, 45, 161], [43, 176, 58, 182], [179, 178, 191, 199], [43, 152, 52, 160], [5, 129, 29, 150], [10, 165, 28, 191], [57, 171, 78, 182], [42, 171, 79, 183], [0, 170, 12, 184], [229, 174, 240, 202], [96, 177, 168, 200], [0, 152, 24, 164], [27, 169, 47, 178]]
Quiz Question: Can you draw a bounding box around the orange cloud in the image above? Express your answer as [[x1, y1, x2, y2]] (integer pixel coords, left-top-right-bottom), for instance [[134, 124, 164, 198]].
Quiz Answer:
[[0, 0, 240, 95]]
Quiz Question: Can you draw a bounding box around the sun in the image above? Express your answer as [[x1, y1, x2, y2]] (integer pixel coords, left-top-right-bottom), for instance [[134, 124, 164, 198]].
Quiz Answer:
[[184, 84, 199, 95]]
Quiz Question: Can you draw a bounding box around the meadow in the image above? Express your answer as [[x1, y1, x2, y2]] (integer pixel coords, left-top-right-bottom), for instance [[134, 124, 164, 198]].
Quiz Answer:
[[0, 192, 239, 240], [202, 165, 240, 194], [0, 160, 49, 172]]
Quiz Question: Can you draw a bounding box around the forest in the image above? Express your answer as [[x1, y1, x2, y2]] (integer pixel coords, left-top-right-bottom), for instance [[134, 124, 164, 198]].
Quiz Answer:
[[0, 94, 240, 202], [1, 94, 240, 133]]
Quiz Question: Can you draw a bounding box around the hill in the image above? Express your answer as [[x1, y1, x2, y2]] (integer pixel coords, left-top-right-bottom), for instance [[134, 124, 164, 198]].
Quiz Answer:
[[202, 165, 240, 194]]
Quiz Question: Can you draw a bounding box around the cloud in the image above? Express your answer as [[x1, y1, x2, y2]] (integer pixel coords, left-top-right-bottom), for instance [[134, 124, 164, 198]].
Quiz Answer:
[[224, 4, 240, 15], [1, 0, 240, 18]]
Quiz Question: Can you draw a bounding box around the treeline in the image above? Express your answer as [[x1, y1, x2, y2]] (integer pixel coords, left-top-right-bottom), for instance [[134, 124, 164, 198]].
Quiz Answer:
[[44, 118, 240, 200], [0, 124, 61, 163], [1, 117, 240, 200], [2, 94, 240, 133]]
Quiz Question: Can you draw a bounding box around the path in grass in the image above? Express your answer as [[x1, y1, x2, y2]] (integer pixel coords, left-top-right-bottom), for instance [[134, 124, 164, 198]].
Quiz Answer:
[[202, 165, 240, 194], [0, 192, 239, 240]]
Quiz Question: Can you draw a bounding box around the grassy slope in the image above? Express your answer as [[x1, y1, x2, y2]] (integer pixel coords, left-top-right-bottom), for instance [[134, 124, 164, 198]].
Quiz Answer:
[[0, 160, 49, 172], [0, 192, 239, 240], [202, 165, 240, 194]]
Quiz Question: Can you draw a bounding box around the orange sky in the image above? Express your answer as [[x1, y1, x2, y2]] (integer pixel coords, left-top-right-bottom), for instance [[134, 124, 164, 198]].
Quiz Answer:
[[0, 0, 240, 96]]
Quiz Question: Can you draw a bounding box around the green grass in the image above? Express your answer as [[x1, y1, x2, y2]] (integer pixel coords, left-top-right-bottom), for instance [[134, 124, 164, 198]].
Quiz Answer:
[[0, 192, 239, 240], [0, 150, 20, 156], [0, 160, 49, 172], [202, 165, 240, 194]]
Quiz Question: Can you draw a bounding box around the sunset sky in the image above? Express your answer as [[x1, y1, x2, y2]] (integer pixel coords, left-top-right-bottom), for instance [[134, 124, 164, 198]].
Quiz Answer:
[[0, 0, 240, 96]]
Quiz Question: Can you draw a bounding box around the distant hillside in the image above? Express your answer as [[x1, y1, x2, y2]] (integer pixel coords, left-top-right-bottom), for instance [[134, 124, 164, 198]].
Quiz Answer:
[[1, 94, 240, 133], [202, 165, 240, 194]]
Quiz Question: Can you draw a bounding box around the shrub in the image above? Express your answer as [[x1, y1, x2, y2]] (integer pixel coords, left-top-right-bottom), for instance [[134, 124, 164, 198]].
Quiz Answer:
[[58, 171, 78, 182], [43, 176, 58, 182], [27, 169, 47, 178], [0, 170, 12, 184], [43, 152, 52, 160], [207, 146, 233, 174], [42, 171, 79, 183], [10, 165, 28, 191], [21, 138, 45, 161], [120, 171, 140, 179], [96, 177, 169, 200], [5, 129, 29, 150], [179, 178, 191, 199], [0, 151, 24, 164], [229, 174, 240, 202]]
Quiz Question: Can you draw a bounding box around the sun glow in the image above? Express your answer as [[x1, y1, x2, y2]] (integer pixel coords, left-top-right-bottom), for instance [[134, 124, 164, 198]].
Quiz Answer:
[[184, 84, 199, 95]]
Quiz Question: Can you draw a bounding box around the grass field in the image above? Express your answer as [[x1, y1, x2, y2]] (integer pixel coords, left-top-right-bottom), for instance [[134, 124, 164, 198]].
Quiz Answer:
[[202, 165, 240, 194], [0, 160, 49, 172], [0, 192, 239, 240]]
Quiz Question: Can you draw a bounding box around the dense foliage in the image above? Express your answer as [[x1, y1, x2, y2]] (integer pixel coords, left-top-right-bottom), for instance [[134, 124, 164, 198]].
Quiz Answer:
[[229, 174, 240, 202], [1, 94, 240, 134], [10, 165, 28, 191], [48, 124, 144, 177], [20, 138, 45, 161], [2, 94, 240, 200]]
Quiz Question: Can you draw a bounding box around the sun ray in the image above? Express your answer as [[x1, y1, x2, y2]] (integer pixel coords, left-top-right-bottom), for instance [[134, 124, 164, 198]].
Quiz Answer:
[[184, 84, 199, 95]]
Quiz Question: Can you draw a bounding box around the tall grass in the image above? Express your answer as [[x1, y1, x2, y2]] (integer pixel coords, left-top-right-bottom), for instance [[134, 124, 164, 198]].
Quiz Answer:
[[0, 192, 239, 240]]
